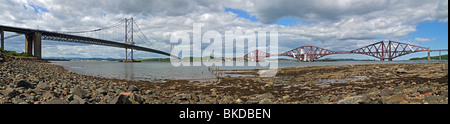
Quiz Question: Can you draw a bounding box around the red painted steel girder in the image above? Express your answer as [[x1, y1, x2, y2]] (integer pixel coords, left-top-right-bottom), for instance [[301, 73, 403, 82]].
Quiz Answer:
[[243, 41, 438, 62], [244, 50, 272, 62], [279, 46, 337, 62], [350, 41, 429, 60]]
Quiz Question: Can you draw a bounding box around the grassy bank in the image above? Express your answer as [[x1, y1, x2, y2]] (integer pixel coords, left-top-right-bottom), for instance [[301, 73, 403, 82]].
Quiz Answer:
[[0, 50, 36, 58], [410, 54, 448, 60]]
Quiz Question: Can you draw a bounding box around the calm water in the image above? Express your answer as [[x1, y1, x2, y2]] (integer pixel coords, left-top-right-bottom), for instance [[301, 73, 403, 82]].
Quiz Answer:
[[51, 60, 446, 82]]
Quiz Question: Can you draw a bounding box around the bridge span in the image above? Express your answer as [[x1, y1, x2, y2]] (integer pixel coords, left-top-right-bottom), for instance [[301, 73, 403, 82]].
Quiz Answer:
[[0, 19, 178, 60], [245, 41, 447, 62]]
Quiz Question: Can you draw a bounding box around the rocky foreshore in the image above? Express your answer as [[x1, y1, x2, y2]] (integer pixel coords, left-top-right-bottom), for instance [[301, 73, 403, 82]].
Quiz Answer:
[[1, 52, 448, 104]]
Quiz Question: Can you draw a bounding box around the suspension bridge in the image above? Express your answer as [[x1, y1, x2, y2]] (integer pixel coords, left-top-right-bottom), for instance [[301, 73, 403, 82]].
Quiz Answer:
[[0, 18, 178, 60], [245, 41, 448, 62]]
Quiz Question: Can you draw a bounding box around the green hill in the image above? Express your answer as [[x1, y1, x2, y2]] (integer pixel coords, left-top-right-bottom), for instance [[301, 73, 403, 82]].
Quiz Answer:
[[410, 54, 448, 60]]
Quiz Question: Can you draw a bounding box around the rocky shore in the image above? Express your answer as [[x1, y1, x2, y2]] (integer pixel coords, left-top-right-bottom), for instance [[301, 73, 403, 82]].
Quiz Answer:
[[1, 52, 448, 104]]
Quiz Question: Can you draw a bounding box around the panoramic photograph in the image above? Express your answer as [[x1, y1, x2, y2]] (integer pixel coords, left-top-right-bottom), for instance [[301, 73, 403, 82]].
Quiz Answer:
[[0, 0, 448, 107]]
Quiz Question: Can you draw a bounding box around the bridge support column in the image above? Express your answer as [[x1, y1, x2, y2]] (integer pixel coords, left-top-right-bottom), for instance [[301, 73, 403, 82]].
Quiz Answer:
[[33, 32, 42, 59], [427, 48, 431, 61], [1, 29, 4, 51], [439, 51, 442, 60], [25, 34, 33, 55]]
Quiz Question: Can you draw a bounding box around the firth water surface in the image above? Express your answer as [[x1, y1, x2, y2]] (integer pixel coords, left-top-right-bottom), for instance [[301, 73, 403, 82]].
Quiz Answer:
[[51, 60, 445, 82]]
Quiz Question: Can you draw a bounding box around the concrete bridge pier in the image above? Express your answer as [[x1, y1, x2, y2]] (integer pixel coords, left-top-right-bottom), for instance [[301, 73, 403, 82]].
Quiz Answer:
[[24, 32, 42, 59], [25, 33, 33, 55], [380, 58, 393, 61], [1, 29, 4, 50]]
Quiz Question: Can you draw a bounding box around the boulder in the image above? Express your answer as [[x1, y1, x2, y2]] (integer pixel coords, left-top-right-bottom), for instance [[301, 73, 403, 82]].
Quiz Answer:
[[73, 86, 89, 98], [1, 88, 20, 98], [109, 92, 143, 104], [385, 94, 407, 104], [379, 89, 394, 97], [36, 83, 50, 90], [43, 91, 55, 100], [70, 95, 86, 104], [425, 96, 445, 104], [127, 85, 139, 92], [338, 95, 369, 104], [259, 98, 274, 104], [45, 99, 69, 104], [255, 93, 275, 100], [396, 68, 408, 74], [16, 80, 33, 89]]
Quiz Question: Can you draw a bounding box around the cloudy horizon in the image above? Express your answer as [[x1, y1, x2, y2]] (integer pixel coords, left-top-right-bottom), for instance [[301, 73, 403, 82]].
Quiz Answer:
[[0, 0, 448, 60]]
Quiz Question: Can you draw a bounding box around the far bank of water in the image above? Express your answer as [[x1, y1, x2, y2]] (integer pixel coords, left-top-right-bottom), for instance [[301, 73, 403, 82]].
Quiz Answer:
[[51, 60, 447, 82]]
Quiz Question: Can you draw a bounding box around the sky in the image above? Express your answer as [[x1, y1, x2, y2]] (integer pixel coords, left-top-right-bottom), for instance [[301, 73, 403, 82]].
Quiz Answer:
[[0, 0, 448, 60]]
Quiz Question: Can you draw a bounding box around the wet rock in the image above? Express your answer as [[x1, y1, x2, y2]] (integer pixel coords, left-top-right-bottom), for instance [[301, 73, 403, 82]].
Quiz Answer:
[[43, 91, 55, 101], [129, 93, 144, 104], [396, 68, 408, 74], [385, 94, 406, 104], [379, 89, 395, 97], [220, 97, 234, 104], [26, 95, 38, 101], [1, 88, 20, 98], [73, 86, 89, 98], [16, 80, 33, 89], [425, 96, 445, 104], [210, 88, 217, 96], [96, 88, 107, 95], [127, 85, 139, 92], [45, 99, 69, 104], [36, 83, 50, 90], [337, 95, 368, 104], [255, 93, 275, 100], [109, 92, 143, 104], [235, 99, 244, 104], [418, 88, 433, 95], [385, 73, 393, 76], [259, 98, 274, 104], [320, 96, 330, 103], [12, 97, 26, 104], [70, 95, 86, 104], [246, 99, 260, 104], [283, 95, 290, 100]]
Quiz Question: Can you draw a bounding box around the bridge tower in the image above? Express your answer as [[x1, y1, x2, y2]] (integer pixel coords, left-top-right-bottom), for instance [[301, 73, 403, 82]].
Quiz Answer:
[[124, 18, 135, 62]]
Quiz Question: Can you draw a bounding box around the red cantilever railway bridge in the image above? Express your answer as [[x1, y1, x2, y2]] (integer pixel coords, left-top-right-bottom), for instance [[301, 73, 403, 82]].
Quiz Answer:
[[244, 41, 448, 62]]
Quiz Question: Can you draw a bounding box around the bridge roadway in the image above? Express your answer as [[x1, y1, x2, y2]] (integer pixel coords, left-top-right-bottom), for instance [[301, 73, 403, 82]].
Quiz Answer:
[[0, 25, 177, 59]]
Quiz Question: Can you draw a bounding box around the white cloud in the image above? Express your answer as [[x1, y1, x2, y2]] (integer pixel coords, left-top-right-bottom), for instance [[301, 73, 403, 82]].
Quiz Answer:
[[0, 0, 447, 59]]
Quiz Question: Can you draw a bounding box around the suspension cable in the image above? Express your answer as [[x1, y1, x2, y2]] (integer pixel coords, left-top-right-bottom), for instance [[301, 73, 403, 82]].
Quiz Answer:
[[133, 19, 158, 49], [57, 19, 126, 34]]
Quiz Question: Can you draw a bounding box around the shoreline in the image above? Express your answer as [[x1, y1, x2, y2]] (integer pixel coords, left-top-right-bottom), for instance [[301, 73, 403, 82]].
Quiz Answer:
[[1, 53, 448, 104]]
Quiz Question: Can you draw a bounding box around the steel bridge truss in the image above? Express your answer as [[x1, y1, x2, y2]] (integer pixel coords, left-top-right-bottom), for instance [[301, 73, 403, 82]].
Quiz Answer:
[[244, 41, 438, 62]]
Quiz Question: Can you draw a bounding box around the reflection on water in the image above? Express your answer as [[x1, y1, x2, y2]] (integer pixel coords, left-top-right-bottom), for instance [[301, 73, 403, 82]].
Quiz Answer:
[[51, 60, 446, 82]]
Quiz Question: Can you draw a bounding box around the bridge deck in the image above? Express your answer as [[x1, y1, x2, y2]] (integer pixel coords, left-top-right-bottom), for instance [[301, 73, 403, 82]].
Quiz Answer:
[[0, 25, 178, 58]]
